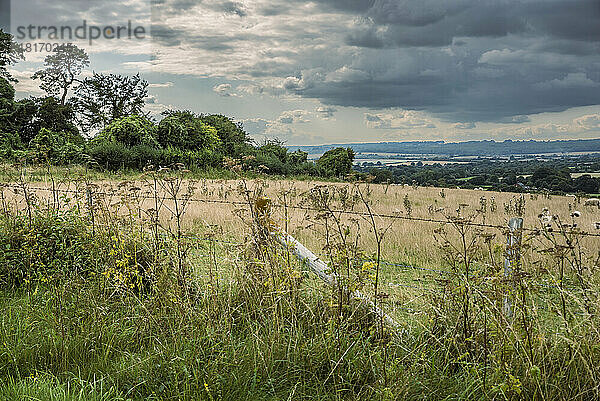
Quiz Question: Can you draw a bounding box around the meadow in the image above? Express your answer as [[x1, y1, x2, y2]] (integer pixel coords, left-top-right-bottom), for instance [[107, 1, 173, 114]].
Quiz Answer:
[[0, 165, 599, 400]]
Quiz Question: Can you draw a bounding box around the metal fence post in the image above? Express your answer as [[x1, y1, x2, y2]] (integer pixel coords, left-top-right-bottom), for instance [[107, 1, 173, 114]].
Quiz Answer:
[[504, 217, 523, 320]]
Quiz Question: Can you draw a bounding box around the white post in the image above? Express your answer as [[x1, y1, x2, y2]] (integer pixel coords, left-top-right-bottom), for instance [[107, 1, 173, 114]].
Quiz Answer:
[[278, 232, 399, 329], [504, 217, 523, 319]]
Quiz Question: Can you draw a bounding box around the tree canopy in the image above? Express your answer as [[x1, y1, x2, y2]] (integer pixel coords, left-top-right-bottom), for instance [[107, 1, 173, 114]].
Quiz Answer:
[[317, 147, 355, 177], [158, 111, 220, 151], [73, 73, 148, 134], [32, 44, 89, 105], [0, 30, 24, 82]]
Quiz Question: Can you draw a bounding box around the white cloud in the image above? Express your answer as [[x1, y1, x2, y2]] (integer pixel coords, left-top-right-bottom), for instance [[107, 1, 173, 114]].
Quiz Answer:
[[364, 111, 436, 129], [574, 114, 600, 130], [277, 110, 312, 124], [212, 83, 241, 97], [316, 106, 337, 119], [454, 122, 476, 129], [8, 69, 45, 97], [149, 81, 174, 88]]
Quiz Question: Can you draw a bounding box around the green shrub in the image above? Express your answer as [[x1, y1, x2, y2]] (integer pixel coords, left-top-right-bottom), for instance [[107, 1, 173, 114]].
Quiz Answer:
[[0, 210, 93, 288], [87, 140, 132, 170], [157, 110, 221, 151], [317, 147, 355, 177], [97, 115, 158, 148], [0, 131, 22, 159]]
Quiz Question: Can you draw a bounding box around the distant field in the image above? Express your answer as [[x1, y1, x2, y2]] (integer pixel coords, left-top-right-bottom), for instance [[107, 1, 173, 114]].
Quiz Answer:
[[571, 172, 600, 178]]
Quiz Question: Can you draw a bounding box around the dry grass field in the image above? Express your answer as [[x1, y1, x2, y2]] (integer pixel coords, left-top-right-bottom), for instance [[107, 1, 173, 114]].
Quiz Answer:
[[3, 173, 599, 320], [5, 175, 600, 261]]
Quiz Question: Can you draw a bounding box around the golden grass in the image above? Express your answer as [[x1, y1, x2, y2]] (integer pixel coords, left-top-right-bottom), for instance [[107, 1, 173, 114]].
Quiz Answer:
[[3, 176, 600, 267]]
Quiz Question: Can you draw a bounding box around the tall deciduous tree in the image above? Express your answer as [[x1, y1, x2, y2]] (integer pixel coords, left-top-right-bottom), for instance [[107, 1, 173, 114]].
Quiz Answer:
[[32, 44, 89, 105], [0, 29, 24, 82], [17, 96, 81, 144], [73, 73, 148, 135]]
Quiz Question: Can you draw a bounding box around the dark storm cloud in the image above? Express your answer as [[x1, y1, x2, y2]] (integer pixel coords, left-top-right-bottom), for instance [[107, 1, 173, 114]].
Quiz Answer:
[[295, 0, 600, 122], [144, 0, 600, 123], [359, 0, 600, 46]]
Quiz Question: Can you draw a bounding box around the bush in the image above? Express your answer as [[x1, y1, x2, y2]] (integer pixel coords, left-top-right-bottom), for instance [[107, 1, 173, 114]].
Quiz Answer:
[[87, 140, 132, 170], [317, 147, 355, 177], [157, 111, 220, 151], [0, 131, 22, 159], [0, 210, 93, 288], [97, 115, 158, 148], [27, 128, 86, 165]]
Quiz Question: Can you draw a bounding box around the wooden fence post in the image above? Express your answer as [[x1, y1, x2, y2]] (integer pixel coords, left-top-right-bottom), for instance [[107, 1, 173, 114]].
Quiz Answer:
[[254, 197, 399, 329], [504, 217, 523, 319]]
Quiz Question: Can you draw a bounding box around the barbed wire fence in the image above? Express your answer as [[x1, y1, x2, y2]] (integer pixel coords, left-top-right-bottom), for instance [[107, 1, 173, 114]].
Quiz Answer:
[[0, 180, 598, 324]]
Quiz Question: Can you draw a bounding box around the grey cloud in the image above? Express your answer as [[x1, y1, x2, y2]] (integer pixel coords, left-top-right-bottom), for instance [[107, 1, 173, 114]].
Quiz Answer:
[[367, 0, 471, 27], [305, 0, 376, 13], [454, 122, 476, 129], [340, 0, 600, 49], [345, 20, 385, 48], [498, 115, 531, 124], [316, 106, 337, 118], [16, 0, 600, 126], [242, 118, 270, 135], [151, 24, 184, 46], [256, 4, 293, 16], [207, 1, 247, 17]]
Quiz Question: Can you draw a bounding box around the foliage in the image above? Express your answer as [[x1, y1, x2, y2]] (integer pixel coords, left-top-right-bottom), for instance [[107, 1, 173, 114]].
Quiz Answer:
[[95, 114, 157, 148], [32, 44, 89, 105], [358, 156, 600, 195], [27, 128, 85, 164], [0, 77, 18, 136], [0, 76, 14, 100], [530, 166, 573, 192], [200, 113, 252, 156], [157, 110, 220, 151], [0, 209, 94, 288], [14, 96, 81, 144], [73, 73, 148, 134], [0, 131, 23, 159], [0, 29, 24, 81], [317, 147, 355, 177]]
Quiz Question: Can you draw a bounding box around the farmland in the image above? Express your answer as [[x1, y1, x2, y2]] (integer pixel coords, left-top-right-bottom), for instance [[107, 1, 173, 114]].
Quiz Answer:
[[0, 166, 599, 400]]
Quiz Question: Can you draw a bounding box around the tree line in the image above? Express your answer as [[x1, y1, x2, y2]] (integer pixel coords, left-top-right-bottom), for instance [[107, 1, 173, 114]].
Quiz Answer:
[[0, 31, 354, 178], [358, 157, 600, 194]]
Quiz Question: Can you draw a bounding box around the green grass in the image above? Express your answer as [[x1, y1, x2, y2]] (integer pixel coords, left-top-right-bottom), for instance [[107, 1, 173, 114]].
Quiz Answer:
[[0, 178, 599, 400], [0, 163, 342, 185]]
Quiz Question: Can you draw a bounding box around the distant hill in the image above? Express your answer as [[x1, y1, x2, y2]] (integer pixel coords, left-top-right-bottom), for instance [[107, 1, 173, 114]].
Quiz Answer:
[[288, 139, 600, 156]]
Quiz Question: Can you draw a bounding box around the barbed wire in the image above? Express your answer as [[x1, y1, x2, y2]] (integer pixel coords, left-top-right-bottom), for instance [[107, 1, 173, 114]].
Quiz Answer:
[[3, 182, 595, 313], [3, 183, 600, 238]]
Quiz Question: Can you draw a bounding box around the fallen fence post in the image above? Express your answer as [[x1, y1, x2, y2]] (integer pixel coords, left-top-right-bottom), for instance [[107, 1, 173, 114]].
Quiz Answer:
[[255, 198, 399, 329]]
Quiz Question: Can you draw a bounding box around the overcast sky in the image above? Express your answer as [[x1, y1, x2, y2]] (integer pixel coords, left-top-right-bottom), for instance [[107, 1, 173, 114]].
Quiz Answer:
[[7, 0, 600, 145]]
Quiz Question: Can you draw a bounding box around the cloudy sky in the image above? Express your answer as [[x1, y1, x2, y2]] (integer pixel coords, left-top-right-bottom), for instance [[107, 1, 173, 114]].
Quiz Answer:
[[7, 0, 600, 145]]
